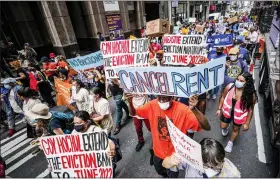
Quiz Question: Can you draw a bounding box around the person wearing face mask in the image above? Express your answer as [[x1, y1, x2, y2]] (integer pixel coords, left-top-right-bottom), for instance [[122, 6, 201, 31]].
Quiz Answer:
[[151, 38, 162, 53], [2, 78, 23, 136], [127, 95, 210, 177], [91, 88, 114, 136], [216, 72, 257, 153], [162, 138, 241, 178], [72, 111, 119, 177], [70, 79, 89, 111], [223, 48, 248, 93]]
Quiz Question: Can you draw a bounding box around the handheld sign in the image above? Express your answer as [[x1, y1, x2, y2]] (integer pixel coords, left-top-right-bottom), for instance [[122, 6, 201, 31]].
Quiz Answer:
[[166, 116, 204, 172], [67, 51, 103, 71], [54, 78, 71, 106], [228, 16, 238, 24], [211, 34, 233, 47], [101, 38, 149, 79], [116, 58, 226, 98], [162, 35, 207, 66], [40, 130, 113, 178]]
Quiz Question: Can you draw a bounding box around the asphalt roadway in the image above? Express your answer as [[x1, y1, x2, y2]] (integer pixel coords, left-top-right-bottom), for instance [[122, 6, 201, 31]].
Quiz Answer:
[[0, 69, 279, 178]]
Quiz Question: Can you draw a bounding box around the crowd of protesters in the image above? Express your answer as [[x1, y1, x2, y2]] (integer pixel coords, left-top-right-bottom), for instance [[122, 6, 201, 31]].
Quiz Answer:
[[0, 12, 261, 178]]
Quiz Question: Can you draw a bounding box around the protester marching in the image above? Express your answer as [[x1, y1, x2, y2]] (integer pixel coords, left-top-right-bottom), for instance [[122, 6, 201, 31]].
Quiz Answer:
[[1, 3, 279, 178]]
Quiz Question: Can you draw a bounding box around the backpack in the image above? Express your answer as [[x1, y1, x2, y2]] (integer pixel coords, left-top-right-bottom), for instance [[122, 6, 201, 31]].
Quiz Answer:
[[49, 111, 74, 134], [0, 156, 6, 178]]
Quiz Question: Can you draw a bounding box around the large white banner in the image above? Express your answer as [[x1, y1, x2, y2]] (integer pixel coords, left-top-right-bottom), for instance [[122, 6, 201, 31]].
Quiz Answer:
[[116, 58, 226, 98], [40, 131, 113, 178], [101, 38, 149, 79], [162, 35, 207, 66]]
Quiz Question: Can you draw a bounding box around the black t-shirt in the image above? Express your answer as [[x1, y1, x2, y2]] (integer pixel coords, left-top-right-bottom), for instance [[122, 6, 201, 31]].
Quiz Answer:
[[17, 68, 30, 87], [108, 83, 123, 96]]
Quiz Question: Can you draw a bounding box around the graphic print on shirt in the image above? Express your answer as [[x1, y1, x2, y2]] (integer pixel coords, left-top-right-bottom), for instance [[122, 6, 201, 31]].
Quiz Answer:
[[158, 116, 172, 141], [227, 65, 242, 79]]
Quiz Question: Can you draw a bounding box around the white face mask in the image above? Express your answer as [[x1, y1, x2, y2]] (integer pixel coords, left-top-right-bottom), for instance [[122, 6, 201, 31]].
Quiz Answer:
[[229, 55, 237, 61], [158, 101, 170, 110], [235, 80, 245, 88], [204, 168, 220, 177]]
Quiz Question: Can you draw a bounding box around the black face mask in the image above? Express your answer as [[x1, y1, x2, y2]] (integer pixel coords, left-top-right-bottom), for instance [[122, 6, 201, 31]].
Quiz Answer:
[[74, 124, 86, 132], [217, 52, 223, 56]]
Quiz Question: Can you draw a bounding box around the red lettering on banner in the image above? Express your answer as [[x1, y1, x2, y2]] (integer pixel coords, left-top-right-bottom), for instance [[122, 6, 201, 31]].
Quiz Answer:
[[56, 135, 83, 153], [163, 36, 182, 44], [41, 138, 56, 155], [112, 54, 134, 66], [74, 169, 99, 178], [61, 153, 97, 169]]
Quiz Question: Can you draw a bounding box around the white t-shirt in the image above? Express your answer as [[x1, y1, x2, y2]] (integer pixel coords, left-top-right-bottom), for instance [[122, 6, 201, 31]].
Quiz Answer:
[[9, 88, 23, 114], [93, 98, 113, 133], [72, 88, 89, 111], [248, 31, 258, 43]]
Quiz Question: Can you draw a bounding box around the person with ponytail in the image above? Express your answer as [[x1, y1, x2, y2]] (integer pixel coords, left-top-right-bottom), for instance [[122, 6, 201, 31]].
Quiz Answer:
[[216, 72, 257, 153]]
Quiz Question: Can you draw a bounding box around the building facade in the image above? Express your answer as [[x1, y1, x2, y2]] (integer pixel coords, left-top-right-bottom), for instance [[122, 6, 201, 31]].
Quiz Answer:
[[1, 1, 145, 58]]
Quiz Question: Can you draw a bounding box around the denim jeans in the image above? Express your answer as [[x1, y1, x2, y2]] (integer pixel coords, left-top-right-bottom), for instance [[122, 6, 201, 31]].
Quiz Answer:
[[113, 94, 129, 127], [209, 86, 220, 96]]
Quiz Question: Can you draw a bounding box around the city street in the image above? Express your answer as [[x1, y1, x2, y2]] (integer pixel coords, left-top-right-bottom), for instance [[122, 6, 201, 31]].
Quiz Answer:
[[1, 70, 279, 178]]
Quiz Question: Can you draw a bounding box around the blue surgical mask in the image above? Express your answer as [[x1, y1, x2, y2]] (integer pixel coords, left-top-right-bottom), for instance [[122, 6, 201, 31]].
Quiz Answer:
[[235, 80, 245, 88], [4, 84, 11, 89]]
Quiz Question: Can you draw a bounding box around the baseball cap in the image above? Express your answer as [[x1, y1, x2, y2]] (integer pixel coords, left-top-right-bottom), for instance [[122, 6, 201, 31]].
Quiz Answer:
[[229, 47, 239, 55]]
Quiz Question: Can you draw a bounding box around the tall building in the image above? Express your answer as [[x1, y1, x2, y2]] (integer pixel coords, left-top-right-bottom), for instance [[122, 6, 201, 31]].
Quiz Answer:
[[1, 1, 145, 58]]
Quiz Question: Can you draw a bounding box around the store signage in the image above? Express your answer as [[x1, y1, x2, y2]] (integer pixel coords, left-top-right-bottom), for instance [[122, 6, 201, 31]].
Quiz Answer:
[[103, 1, 120, 12]]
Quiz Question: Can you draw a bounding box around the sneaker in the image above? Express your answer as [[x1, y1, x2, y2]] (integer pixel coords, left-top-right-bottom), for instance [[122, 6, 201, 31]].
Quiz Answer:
[[207, 94, 211, 100], [212, 94, 217, 100], [225, 141, 233, 153], [135, 141, 145, 152], [113, 127, 121, 135], [8, 129, 16, 137], [221, 125, 230, 137]]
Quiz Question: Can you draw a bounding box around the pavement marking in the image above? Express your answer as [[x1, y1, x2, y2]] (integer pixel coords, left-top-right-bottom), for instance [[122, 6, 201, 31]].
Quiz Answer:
[[1, 134, 27, 153], [36, 169, 50, 178], [15, 119, 23, 125], [1, 128, 27, 144], [2, 138, 33, 158], [6, 153, 36, 175], [253, 69, 267, 163], [5, 144, 36, 165]]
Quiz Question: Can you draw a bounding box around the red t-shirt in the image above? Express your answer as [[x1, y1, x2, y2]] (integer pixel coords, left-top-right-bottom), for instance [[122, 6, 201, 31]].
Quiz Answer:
[[152, 43, 162, 53], [58, 61, 68, 69], [43, 62, 57, 76], [136, 99, 201, 159]]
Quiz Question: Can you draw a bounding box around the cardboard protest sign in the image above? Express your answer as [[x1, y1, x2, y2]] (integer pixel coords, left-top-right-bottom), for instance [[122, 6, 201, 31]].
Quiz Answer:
[[210, 34, 233, 47], [189, 17, 196, 23], [146, 19, 170, 36], [216, 24, 226, 34], [116, 58, 226, 98], [166, 116, 204, 172], [67, 51, 103, 71], [54, 78, 71, 106], [101, 39, 149, 78], [162, 35, 207, 65], [40, 130, 113, 178], [228, 16, 238, 24]]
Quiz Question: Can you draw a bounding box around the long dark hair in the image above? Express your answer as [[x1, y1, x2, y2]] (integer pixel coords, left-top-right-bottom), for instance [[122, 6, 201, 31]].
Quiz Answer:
[[239, 72, 258, 110]]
